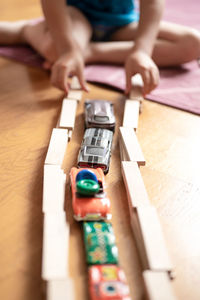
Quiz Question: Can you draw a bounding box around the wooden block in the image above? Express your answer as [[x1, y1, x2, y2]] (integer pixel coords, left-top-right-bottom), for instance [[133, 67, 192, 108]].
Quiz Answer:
[[47, 279, 75, 300], [119, 139, 129, 161], [121, 161, 150, 208], [130, 74, 144, 102], [129, 74, 144, 102], [136, 206, 173, 274], [42, 212, 69, 280], [70, 76, 81, 89], [45, 128, 68, 166], [43, 165, 66, 213], [130, 209, 149, 269], [67, 90, 82, 102], [58, 99, 77, 130], [129, 88, 143, 101], [132, 74, 143, 87], [143, 271, 177, 300], [123, 99, 140, 130], [119, 127, 146, 166]]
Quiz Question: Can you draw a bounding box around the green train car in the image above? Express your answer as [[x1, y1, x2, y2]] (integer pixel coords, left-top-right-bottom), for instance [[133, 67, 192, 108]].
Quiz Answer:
[[83, 221, 118, 265]]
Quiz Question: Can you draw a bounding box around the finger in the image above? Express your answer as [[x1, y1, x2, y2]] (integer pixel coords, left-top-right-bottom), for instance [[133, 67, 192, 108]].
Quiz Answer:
[[125, 67, 134, 95], [152, 67, 160, 88], [148, 71, 157, 93], [43, 60, 52, 70], [141, 69, 151, 96], [148, 67, 160, 94], [51, 64, 70, 93], [76, 65, 89, 92]]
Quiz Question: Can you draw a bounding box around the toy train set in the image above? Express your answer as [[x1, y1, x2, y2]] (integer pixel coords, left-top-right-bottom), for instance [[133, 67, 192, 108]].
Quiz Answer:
[[42, 76, 176, 300]]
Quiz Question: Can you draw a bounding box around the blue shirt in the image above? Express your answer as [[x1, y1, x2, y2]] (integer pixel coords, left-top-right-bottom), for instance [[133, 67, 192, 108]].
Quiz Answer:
[[67, 0, 139, 26]]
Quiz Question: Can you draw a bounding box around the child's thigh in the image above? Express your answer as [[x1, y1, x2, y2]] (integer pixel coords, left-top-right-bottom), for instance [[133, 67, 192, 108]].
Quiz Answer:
[[67, 5, 93, 47], [158, 21, 199, 41], [110, 19, 199, 43], [25, 6, 93, 62], [109, 21, 138, 41]]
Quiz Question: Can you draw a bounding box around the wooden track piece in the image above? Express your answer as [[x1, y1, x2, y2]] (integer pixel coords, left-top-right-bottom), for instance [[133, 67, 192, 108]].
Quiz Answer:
[[123, 99, 140, 130], [130, 208, 149, 269], [47, 279, 75, 300], [58, 99, 77, 130], [136, 206, 173, 274], [131, 74, 143, 87], [43, 165, 66, 213], [121, 161, 150, 209], [119, 139, 129, 161], [143, 270, 177, 300], [67, 90, 82, 102], [119, 127, 146, 166], [70, 76, 81, 90], [130, 74, 144, 101], [45, 128, 68, 166], [42, 212, 69, 280]]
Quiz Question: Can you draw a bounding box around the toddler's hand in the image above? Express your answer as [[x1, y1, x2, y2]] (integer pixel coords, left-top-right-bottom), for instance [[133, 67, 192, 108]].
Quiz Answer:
[[50, 47, 88, 94], [125, 50, 159, 96]]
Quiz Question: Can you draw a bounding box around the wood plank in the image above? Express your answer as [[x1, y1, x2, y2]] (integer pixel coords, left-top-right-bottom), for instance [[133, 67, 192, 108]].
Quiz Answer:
[[45, 128, 68, 166], [42, 212, 69, 280], [119, 127, 146, 166], [136, 206, 173, 274], [47, 279, 75, 300], [130, 74, 144, 102], [67, 90, 82, 102], [119, 138, 129, 161], [58, 99, 77, 130], [123, 99, 140, 130], [130, 74, 144, 113], [70, 76, 81, 89], [121, 161, 150, 208], [143, 270, 177, 300], [43, 165, 66, 213], [131, 74, 143, 87], [130, 209, 149, 269]]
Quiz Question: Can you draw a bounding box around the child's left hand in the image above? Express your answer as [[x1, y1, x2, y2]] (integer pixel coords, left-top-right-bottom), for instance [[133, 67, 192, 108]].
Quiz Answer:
[[125, 49, 159, 96]]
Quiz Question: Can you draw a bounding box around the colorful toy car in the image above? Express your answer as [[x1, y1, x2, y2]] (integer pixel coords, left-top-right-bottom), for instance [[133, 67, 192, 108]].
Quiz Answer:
[[70, 168, 111, 221], [77, 128, 113, 174], [88, 265, 131, 300], [85, 100, 115, 131], [83, 221, 118, 265]]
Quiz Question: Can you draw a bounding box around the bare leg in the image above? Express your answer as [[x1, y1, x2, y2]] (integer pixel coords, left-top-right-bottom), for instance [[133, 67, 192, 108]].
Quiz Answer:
[[23, 6, 92, 65], [0, 16, 199, 67], [109, 20, 200, 66], [0, 6, 92, 66], [0, 20, 29, 44]]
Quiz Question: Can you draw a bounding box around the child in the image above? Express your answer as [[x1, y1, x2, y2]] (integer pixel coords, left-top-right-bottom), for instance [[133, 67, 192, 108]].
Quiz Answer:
[[0, 0, 200, 96]]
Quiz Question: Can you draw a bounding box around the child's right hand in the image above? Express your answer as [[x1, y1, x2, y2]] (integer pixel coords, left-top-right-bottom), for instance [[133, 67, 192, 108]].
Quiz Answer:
[[50, 47, 88, 94], [125, 49, 159, 96]]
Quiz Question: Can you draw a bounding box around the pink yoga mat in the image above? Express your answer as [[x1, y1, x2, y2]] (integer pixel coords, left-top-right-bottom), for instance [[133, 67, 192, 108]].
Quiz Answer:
[[0, 0, 200, 114]]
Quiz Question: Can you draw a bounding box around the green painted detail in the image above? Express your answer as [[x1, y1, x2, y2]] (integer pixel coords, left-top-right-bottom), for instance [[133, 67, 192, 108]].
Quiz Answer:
[[83, 221, 118, 265], [76, 179, 100, 196]]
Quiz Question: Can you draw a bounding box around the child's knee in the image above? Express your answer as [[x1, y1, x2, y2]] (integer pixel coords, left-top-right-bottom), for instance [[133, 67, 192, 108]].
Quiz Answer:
[[181, 29, 200, 60]]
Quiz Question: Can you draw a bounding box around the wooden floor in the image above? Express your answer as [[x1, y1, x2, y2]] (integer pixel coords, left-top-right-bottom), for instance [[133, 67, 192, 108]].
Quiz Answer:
[[0, 1, 200, 299]]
